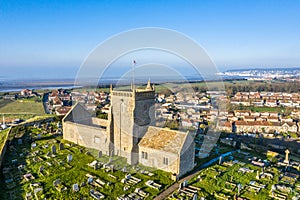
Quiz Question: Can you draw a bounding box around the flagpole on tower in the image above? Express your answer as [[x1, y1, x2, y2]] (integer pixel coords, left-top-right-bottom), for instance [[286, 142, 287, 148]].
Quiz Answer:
[[132, 60, 136, 91]]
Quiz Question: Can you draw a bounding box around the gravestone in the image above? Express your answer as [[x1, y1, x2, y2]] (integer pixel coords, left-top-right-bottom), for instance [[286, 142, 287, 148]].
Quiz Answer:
[[178, 183, 183, 192], [193, 194, 198, 200], [37, 134, 42, 140], [67, 154, 73, 162], [80, 182, 86, 187], [94, 163, 98, 170], [197, 175, 202, 182], [59, 143, 64, 150], [183, 180, 188, 187], [219, 156, 223, 165], [111, 165, 114, 172], [51, 145, 56, 154], [73, 183, 79, 192], [18, 139, 22, 145], [31, 143, 37, 148], [46, 152, 51, 157], [98, 151, 102, 158], [122, 167, 127, 173], [39, 166, 44, 173]]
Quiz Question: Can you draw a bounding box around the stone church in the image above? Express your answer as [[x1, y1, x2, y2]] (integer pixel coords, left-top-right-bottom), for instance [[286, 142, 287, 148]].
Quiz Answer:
[[62, 81, 195, 177]]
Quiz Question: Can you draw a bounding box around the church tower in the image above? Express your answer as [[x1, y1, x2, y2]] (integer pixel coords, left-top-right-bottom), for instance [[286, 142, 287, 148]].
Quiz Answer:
[[110, 80, 155, 165]]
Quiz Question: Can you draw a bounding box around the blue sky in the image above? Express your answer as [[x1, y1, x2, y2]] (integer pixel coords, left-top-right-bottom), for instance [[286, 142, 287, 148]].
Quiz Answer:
[[0, 0, 300, 78]]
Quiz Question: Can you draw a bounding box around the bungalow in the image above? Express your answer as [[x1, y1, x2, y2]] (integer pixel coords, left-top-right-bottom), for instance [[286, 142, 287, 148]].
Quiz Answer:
[[281, 122, 298, 133], [234, 110, 251, 117], [243, 116, 256, 122], [55, 106, 72, 116], [267, 116, 279, 122], [227, 116, 238, 122], [280, 117, 293, 123], [234, 121, 281, 133], [20, 89, 33, 96], [52, 96, 63, 108], [265, 100, 278, 107], [3, 94, 16, 100], [252, 99, 264, 107], [269, 112, 279, 117], [218, 121, 232, 132], [279, 100, 293, 107]]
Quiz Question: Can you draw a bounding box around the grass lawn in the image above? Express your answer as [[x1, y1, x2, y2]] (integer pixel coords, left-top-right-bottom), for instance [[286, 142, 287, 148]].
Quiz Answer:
[[0, 128, 10, 152], [0, 100, 45, 115], [248, 106, 286, 113], [0, 99, 13, 109]]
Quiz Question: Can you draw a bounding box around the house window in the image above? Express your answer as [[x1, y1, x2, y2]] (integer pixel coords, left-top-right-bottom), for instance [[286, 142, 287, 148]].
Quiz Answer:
[[163, 157, 169, 165], [142, 151, 148, 159], [94, 136, 100, 144]]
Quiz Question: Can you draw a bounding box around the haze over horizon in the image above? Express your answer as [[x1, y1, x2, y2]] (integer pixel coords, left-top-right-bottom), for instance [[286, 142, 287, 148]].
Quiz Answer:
[[1, 0, 300, 80]]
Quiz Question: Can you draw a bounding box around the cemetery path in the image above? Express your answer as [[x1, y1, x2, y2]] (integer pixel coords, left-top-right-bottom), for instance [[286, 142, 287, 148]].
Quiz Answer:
[[154, 182, 179, 200]]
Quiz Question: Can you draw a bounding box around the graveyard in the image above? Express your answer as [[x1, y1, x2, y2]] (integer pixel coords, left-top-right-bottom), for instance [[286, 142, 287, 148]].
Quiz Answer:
[[1, 119, 300, 200], [0, 120, 173, 199], [168, 149, 300, 200]]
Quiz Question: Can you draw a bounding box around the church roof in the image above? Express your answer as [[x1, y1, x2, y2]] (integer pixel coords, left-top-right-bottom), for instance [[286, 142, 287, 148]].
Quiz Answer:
[[138, 126, 193, 154]]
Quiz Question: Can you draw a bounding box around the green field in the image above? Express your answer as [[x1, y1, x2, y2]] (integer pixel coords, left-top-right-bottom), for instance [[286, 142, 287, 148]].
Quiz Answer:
[[0, 100, 45, 115]]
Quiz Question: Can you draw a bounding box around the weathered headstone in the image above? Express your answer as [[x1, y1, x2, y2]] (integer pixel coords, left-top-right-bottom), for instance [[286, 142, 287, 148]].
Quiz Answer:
[[80, 182, 86, 187], [183, 180, 188, 187], [256, 170, 260, 180], [179, 182, 183, 190], [193, 193, 198, 200], [18, 139, 23, 145], [59, 143, 64, 150], [98, 151, 102, 158], [46, 152, 51, 157], [111, 165, 114, 172], [73, 183, 79, 192], [39, 166, 44, 173], [197, 175, 202, 182], [37, 134, 42, 140], [51, 145, 56, 154], [31, 143, 37, 148], [237, 183, 242, 196], [67, 154, 73, 162], [122, 167, 127, 173]]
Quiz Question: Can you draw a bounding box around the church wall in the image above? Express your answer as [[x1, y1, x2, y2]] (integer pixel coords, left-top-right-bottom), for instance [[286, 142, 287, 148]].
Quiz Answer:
[[63, 121, 110, 155], [179, 138, 195, 177], [138, 146, 179, 175]]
